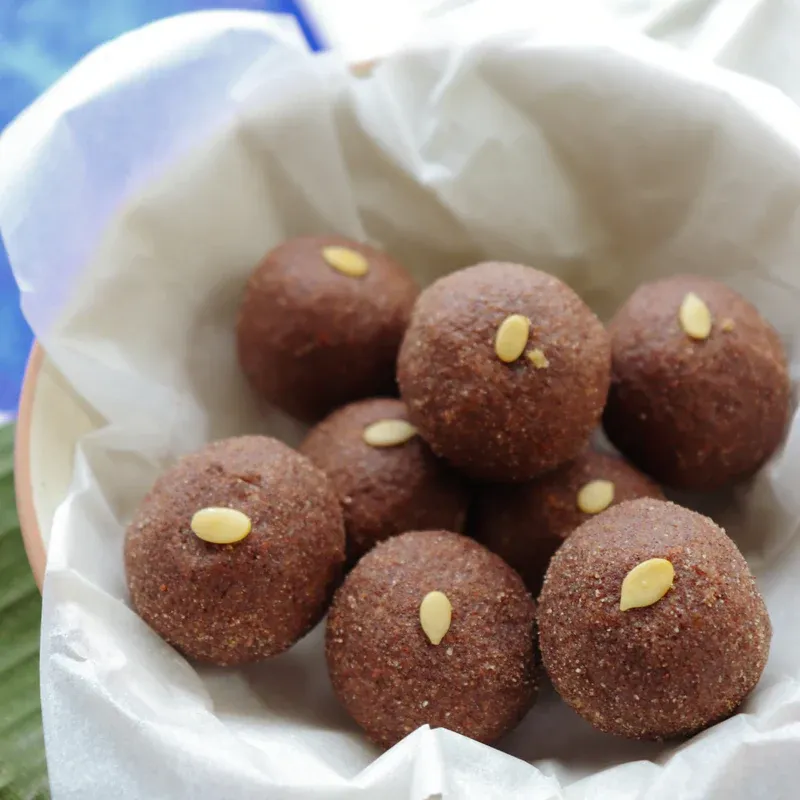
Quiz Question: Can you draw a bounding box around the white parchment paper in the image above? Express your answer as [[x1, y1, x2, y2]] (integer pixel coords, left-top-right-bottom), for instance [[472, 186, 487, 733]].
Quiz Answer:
[[3, 5, 800, 800]]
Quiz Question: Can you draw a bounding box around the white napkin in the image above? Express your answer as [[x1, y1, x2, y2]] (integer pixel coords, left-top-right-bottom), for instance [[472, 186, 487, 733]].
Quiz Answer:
[[3, 6, 800, 800]]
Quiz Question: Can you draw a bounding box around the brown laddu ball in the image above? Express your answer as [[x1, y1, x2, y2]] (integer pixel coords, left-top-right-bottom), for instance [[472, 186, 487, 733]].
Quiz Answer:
[[603, 275, 790, 490], [125, 436, 345, 666], [300, 398, 469, 562], [326, 530, 537, 749], [237, 236, 418, 423], [472, 450, 663, 596], [397, 262, 611, 482], [538, 499, 771, 740]]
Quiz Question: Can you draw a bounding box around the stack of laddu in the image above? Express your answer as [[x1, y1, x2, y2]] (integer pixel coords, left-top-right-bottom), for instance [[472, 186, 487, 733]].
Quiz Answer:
[[125, 236, 786, 749]]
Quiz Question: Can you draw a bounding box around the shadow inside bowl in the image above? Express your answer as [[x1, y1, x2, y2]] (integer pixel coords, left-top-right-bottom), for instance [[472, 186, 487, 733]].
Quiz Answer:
[[201, 623, 356, 736]]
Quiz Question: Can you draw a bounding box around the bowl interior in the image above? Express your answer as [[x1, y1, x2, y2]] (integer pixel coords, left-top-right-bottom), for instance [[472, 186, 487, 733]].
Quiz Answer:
[[17, 346, 102, 588]]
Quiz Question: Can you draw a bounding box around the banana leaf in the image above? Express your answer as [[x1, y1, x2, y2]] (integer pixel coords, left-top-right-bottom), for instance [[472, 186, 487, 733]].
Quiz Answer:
[[0, 424, 48, 799]]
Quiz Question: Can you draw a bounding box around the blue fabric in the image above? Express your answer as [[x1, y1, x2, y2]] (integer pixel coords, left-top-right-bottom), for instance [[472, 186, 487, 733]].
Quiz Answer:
[[0, 0, 320, 414]]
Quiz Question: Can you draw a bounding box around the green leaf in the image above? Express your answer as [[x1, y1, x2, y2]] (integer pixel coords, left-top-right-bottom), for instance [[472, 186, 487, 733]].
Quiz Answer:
[[0, 424, 48, 799]]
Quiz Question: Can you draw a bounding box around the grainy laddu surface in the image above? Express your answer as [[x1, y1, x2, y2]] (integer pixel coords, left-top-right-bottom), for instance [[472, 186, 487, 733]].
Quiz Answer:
[[604, 274, 789, 490], [397, 262, 610, 482], [326, 530, 538, 749], [300, 398, 468, 562], [538, 499, 771, 740], [237, 236, 418, 423], [473, 450, 663, 596], [125, 436, 345, 666]]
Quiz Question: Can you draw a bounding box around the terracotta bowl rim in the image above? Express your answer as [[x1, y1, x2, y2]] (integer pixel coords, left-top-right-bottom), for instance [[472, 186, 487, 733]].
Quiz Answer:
[[15, 341, 46, 592]]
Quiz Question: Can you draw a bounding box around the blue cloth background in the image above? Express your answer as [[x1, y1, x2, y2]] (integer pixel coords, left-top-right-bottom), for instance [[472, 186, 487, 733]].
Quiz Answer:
[[0, 1, 319, 415]]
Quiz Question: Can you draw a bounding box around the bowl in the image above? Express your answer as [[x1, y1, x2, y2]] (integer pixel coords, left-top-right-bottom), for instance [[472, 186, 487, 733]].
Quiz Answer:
[[11, 16, 800, 797]]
